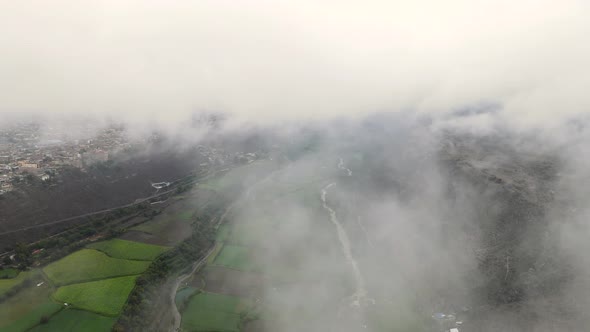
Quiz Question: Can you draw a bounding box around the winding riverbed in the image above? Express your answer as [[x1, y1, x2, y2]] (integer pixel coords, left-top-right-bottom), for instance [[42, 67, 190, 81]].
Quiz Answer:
[[321, 158, 368, 307]]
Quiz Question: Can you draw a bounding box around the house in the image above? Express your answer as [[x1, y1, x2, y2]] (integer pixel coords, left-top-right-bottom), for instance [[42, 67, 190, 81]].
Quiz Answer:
[[18, 161, 38, 169]]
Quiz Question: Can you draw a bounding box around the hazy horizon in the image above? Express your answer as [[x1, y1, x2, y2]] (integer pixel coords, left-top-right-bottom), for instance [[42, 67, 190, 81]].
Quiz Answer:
[[1, 1, 589, 130]]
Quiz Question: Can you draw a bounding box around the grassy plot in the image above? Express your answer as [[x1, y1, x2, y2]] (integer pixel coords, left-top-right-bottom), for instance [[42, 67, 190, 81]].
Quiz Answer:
[[0, 268, 19, 279], [0, 270, 32, 296], [207, 242, 224, 265], [87, 239, 170, 261], [0, 283, 62, 332], [175, 287, 199, 309], [52, 275, 138, 316], [181, 292, 250, 332], [181, 308, 240, 332], [182, 309, 240, 332], [43, 249, 150, 286], [186, 292, 250, 313], [213, 245, 258, 271], [0, 304, 62, 332], [216, 224, 231, 242], [29, 309, 116, 332]]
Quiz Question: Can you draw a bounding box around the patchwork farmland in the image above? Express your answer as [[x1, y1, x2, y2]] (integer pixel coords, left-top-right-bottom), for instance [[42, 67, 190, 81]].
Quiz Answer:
[[52, 276, 139, 316], [86, 239, 170, 261], [0, 215, 176, 331], [0, 236, 170, 331], [43, 249, 151, 286], [0, 161, 298, 332], [181, 292, 251, 332]]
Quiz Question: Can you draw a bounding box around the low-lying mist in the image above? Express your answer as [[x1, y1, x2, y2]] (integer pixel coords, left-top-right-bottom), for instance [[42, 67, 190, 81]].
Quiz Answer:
[[7, 110, 590, 330], [152, 112, 590, 331]]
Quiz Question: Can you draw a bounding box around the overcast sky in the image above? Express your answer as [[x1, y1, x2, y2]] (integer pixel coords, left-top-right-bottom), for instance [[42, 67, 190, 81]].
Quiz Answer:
[[1, 1, 589, 128]]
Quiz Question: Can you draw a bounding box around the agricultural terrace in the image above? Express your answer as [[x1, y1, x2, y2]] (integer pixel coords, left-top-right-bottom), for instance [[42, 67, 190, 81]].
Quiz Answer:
[[86, 239, 170, 261], [52, 276, 138, 316], [43, 249, 150, 286]]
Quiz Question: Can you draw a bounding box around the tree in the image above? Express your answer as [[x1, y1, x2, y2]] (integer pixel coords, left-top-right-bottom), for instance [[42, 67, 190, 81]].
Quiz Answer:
[[2, 256, 11, 265], [14, 243, 31, 268]]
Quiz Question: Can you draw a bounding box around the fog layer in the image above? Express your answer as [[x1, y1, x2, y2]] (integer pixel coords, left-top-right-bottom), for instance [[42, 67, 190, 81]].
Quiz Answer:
[[1, 1, 589, 128]]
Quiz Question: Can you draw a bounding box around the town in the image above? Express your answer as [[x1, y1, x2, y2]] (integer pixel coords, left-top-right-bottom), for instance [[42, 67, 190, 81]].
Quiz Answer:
[[0, 121, 261, 196], [0, 122, 129, 195]]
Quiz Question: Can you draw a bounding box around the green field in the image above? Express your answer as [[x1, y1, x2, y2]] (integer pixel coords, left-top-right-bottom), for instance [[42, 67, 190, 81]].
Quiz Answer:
[[29, 309, 116, 332], [0, 283, 62, 332], [0, 270, 33, 295], [0, 303, 63, 332], [0, 268, 19, 279], [175, 287, 199, 308], [181, 292, 249, 332], [185, 292, 249, 313], [87, 239, 169, 261], [216, 224, 231, 242], [213, 245, 257, 271], [52, 275, 138, 316], [181, 309, 241, 332], [43, 249, 150, 285]]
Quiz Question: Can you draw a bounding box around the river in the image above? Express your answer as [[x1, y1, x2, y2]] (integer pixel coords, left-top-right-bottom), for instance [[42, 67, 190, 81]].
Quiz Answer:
[[321, 158, 368, 307]]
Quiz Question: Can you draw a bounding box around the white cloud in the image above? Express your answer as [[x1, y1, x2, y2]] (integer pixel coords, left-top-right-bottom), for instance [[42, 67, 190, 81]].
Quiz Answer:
[[0, 0, 588, 127]]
